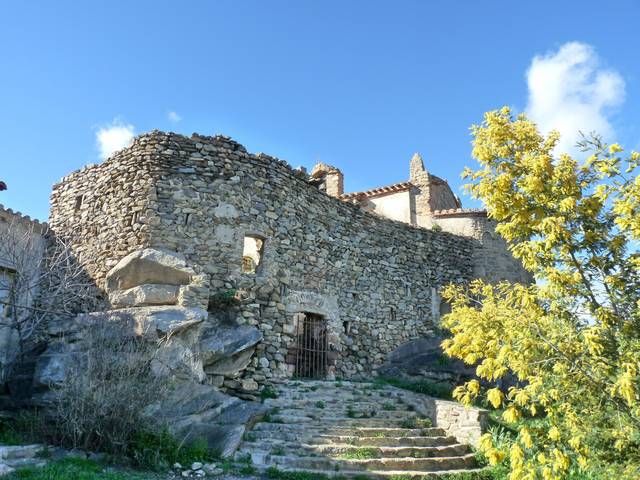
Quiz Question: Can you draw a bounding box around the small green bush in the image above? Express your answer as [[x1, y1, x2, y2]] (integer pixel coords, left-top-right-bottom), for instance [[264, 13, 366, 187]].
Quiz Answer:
[[260, 385, 279, 401], [129, 429, 215, 470], [207, 289, 239, 310]]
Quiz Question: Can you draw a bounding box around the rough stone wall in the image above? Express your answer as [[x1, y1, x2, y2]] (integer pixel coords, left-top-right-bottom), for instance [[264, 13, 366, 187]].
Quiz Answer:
[[408, 154, 459, 228], [48, 138, 162, 303], [49, 131, 477, 384], [434, 211, 533, 285]]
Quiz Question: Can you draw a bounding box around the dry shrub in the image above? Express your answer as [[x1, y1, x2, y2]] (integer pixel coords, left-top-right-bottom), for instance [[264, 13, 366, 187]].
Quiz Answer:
[[50, 317, 169, 456]]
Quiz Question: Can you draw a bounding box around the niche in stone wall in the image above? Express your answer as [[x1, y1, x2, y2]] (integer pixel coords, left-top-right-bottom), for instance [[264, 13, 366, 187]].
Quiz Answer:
[[242, 234, 265, 274]]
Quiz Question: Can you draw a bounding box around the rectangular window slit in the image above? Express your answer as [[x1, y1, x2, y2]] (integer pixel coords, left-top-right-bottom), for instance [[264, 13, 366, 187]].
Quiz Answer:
[[242, 235, 265, 274]]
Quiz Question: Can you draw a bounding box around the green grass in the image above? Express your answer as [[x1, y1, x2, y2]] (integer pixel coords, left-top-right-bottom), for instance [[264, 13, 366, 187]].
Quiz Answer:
[[382, 402, 396, 411], [128, 429, 216, 470], [374, 376, 452, 400], [3, 458, 160, 480], [260, 385, 279, 401], [340, 447, 379, 460]]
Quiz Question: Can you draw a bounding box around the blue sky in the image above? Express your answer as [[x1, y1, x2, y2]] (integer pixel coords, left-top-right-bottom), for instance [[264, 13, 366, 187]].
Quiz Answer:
[[1, 0, 639, 221]]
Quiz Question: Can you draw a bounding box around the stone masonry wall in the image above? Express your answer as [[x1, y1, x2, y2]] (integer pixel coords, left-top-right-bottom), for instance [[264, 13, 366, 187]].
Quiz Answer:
[[49, 131, 477, 384], [434, 211, 533, 285]]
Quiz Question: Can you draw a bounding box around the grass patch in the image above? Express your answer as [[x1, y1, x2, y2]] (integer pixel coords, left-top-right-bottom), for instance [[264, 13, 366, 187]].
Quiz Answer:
[[375, 377, 452, 400], [3, 457, 158, 480], [129, 429, 216, 470], [382, 402, 396, 411], [260, 385, 279, 401], [340, 447, 379, 460]]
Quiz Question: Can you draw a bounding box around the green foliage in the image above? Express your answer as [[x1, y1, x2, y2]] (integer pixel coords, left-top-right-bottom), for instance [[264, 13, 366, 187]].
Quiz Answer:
[[443, 108, 640, 479], [207, 289, 239, 310], [345, 405, 357, 418], [4, 457, 155, 480], [340, 447, 378, 460], [374, 376, 452, 400], [382, 402, 396, 411], [260, 385, 279, 401], [271, 445, 286, 456], [315, 400, 326, 409], [129, 429, 215, 470], [0, 411, 48, 446]]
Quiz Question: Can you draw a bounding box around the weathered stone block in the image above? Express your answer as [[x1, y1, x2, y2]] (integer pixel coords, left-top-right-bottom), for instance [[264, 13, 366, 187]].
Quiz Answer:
[[105, 248, 193, 291], [109, 284, 179, 308]]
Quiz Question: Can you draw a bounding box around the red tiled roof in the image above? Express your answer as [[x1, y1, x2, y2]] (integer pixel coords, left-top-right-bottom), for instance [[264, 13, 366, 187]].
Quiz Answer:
[[340, 182, 413, 201]]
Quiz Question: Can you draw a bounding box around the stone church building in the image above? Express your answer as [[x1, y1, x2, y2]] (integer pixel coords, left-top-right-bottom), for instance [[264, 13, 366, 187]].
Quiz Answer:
[[40, 131, 529, 394]]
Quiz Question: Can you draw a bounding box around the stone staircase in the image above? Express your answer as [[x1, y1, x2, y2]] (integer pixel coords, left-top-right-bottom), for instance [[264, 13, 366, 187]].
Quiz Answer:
[[235, 380, 483, 478]]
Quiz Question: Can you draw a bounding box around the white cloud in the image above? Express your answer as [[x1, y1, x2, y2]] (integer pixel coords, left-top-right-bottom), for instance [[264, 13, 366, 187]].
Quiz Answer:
[[96, 119, 135, 160], [167, 111, 182, 123], [526, 42, 625, 154]]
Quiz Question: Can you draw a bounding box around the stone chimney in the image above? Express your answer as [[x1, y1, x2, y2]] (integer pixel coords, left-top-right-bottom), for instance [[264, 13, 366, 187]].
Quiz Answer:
[[409, 153, 428, 184], [309, 163, 344, 198]]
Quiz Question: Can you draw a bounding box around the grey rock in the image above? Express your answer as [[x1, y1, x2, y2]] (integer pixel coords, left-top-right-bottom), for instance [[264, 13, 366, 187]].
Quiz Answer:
[[78, 306, 207, 339], [0, 463, 15, 476], [204, 348, 255, 377], [109, 284, 179, 308], [33, 342, 75, 388], [105, 248, 194, 291], [200, 324, 262, 365]]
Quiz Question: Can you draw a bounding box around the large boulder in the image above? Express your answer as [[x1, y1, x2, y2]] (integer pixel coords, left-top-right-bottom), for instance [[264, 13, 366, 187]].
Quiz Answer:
[[144, 383, 266, 458], [105, 248, 194, 292], [109, 284, 180, 308], [204, 348, 255, 377], [378, 337, 476, 387], [32, 342, 77, 389], [78, 306, 207, 340], [75, 307, 207, 382], [200, 324, 263, 365]]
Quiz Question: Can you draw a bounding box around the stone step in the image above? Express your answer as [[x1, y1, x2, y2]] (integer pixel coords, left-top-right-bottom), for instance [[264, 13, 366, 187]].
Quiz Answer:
[[265, 399, 408, 409], [270, 408, 420, 421], [269, 416, 430, 428], [252, 423, 446, 437], [266, 466, 487, 479], [316, 436, 458, 447], [0, 445, 44, 460], [249, 452, 478, 472], [239, 442, 470, 458], [247, 431, 457, 447]]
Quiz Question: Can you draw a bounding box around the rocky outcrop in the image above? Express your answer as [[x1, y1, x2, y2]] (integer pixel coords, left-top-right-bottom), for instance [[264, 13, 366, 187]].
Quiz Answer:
[[29, 247, 265, 459], [378, 337, 477, 388], [200, 324, 263, 386], [144, 383, 266, 458]]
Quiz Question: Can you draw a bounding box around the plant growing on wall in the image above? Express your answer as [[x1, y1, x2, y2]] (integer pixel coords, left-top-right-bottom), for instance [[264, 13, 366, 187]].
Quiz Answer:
[[442, 108, 640, 479]]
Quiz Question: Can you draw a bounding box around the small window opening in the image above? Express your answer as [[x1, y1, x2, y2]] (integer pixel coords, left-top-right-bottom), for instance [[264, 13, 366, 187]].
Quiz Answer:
[[280, 284, 288, 298], [128, 211, 140, 226], [343, 320, 350, 334], [74, 195, 84, 212], [184, 213, 191, 226], [242, 235, 265, 274], [405, 285, 411, 298], [389, 307, 396, 322]]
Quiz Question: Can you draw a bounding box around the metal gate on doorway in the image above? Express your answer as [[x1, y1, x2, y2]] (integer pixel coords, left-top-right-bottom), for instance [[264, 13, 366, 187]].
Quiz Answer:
[[293, 312, 328, 379]]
